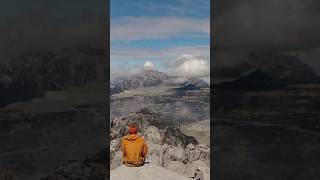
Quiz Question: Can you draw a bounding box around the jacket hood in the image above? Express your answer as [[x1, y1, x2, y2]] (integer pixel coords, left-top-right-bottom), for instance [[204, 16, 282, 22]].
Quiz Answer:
[[124, 134, 139, 141]]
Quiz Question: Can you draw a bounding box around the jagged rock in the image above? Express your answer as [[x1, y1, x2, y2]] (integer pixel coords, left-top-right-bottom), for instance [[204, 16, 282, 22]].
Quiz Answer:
[[163, 127, 198, 148], [145, 143, 163, 165], [110, 139, 120, 153], [159, 143, 171, 167], [184, 160, 210, 180], [182, 144, 210, 166], [168, 145, 184, 161], [167, 161, 187, 175], [144, 126, 162, 144], [110, 151, 123, 170], [194, 165, 210, 180]]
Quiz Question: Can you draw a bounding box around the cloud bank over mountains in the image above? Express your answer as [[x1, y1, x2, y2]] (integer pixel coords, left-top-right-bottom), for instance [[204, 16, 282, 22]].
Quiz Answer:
[[111, 17, 209, 42], [111, 54, 210, 80], [110, 0, 210, 78]]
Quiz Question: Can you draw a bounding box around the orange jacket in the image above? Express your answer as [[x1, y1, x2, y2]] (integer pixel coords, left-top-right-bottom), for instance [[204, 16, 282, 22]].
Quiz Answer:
[[121, 134, 148, 167]]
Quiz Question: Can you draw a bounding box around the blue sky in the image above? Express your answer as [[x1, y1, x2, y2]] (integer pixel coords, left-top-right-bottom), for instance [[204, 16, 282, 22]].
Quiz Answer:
[[110, 0, 210, 73], [111, 0, 209, 19]]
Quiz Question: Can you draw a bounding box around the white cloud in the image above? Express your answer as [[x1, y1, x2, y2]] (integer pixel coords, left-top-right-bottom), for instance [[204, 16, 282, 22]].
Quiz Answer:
[[111, 17, 209, 41], [111, 54, 210, 80], [166, 54, 210, 78], [144, 61, 155, 70]]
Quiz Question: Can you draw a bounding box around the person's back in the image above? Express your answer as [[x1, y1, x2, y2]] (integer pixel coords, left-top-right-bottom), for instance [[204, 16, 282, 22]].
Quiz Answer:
[[121, 124, 148, 167]]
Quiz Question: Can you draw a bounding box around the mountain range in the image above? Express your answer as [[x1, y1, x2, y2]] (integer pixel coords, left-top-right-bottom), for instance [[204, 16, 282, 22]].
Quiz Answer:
[[0, 47, 107, 107], [110, 70, 209, 95], [213, 53, 320, 84]]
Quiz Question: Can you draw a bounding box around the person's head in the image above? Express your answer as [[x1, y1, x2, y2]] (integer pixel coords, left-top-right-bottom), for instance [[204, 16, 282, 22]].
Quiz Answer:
[[127, 123, 138, 134]]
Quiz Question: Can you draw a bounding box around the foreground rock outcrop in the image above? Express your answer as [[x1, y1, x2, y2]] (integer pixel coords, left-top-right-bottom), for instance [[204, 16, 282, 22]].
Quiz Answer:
[[110, 108, 210, 180]]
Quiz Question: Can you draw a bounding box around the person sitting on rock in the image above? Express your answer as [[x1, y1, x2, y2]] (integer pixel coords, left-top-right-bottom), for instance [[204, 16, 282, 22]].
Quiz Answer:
[[121, 123, 148, 167]]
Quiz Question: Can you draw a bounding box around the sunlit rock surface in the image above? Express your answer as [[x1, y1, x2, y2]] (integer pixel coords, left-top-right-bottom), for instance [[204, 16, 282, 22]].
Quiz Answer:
[[110, 164, 190, 180]]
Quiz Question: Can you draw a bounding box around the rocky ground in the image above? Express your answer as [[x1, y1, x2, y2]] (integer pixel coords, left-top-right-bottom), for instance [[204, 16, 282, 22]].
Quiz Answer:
[[110, 164, 191, 180]]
